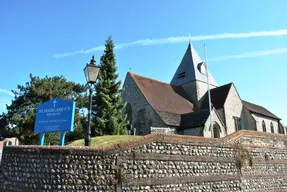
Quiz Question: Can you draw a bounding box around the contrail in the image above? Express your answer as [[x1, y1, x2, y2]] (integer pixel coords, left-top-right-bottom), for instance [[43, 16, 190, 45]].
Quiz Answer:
[[52, 29, 287, 58], [0, 89, 13, 96], [209, 48, 287, 61]]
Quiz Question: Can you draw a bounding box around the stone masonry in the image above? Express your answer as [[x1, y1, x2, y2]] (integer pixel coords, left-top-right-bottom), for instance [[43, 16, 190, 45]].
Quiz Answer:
[[1, 130, 287, 191], [122, 73, 166, 135]]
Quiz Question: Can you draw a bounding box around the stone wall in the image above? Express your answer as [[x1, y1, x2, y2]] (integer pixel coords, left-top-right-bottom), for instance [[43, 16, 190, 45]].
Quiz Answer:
[[1, 131, 287, 192], [224, 84, 243, 135], [183, 126, 203, 136], [241, 106, 256, 131], [0, 137, 19, 163], [181, 81, 217, 109], [181, 82, 198, 108], [203, 108, 226, 138], [216, 108, 226, 126], [251, 113, 279, 133], [195, 80, 217, 106]]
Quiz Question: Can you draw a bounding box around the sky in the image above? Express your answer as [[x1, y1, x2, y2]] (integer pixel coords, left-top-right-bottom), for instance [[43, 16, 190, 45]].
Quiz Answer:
[[1, 0, 287, 125]]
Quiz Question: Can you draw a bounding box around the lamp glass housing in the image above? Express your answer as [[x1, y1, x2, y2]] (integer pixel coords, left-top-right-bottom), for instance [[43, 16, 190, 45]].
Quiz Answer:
[[84, 64, 100, 83]]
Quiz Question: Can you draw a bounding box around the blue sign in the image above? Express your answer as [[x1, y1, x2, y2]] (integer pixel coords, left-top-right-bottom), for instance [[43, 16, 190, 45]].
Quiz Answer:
[[34, 98, 76, 146]]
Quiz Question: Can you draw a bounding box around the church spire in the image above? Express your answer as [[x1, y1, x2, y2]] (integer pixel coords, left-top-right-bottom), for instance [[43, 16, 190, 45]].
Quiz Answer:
[[170, 43, 218, 87]]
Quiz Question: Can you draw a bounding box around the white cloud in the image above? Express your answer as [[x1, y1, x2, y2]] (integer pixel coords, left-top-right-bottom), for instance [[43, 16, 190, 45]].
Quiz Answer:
[[209, 48, 287, 61], [0, 89, 13, 97], [52, 46, 105, 58], [52, 29, 287, 58]]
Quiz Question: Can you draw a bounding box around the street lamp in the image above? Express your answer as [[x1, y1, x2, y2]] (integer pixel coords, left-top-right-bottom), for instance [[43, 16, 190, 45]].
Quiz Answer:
[[84, 55, 100, 146]]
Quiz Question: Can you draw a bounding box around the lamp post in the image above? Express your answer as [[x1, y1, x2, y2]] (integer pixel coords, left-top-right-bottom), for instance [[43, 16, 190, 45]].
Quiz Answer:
[[83, 55, 100, 146]]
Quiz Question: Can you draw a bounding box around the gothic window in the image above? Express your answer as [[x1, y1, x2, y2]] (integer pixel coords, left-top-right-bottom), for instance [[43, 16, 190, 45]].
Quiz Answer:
[[213, 123, 221, 138], [234, 117, 241, 131], [262, 120, 266, 132], [270, 122, 274, 133]]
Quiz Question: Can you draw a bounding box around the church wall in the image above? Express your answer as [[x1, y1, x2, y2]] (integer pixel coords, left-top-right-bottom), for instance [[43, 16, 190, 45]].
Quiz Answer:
[[223, 84, 243, 135], [241, 107, 256, 130], [181, 81, 217, 109], [216, 108, 226, 126], [133, 106, 166, 135], [197, 81, 217, 107], [181, 82, 198, 107], [203, 108, 226, 138], [251, 114, 279, 133], [279, 122, 286, 134], [183, 127, 203, 136], [122, 74, 166, 135]]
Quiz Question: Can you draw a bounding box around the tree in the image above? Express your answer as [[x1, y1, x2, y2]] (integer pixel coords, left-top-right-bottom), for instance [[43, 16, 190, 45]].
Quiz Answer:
[[93, 37, 128, 135], [3, 74, 88, 145]]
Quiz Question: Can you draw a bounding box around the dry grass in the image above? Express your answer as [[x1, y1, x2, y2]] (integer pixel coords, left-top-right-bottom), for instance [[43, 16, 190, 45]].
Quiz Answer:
[[68, 135, 139, 147]]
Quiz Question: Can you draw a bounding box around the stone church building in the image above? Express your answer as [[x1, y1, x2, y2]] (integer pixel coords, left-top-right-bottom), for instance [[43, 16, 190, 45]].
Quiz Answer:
[[122, 43, 286, 137]]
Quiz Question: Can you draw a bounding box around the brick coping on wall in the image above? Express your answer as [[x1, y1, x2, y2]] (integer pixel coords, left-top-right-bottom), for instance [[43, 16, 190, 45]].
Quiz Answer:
[[3, 130, 287, 155]]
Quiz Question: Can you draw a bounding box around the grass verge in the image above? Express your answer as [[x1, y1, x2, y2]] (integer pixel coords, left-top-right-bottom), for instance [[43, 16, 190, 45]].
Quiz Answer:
[[68, 135, 139, 147]]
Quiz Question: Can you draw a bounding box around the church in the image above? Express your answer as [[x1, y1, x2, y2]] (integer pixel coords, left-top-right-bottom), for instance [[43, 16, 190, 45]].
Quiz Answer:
[[122, 43, 286, 137]]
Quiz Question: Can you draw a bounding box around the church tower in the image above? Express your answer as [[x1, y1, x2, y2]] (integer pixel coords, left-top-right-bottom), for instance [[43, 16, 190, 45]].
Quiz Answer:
[[171, 43, 218, 108]]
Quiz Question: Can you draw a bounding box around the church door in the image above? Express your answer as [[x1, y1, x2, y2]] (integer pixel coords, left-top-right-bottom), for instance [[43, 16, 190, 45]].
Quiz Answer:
[[213, 123, 221, 138]]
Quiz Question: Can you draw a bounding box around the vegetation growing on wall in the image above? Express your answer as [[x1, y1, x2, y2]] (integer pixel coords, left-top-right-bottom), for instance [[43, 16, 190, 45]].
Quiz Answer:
[[235, 144, 253, 171]]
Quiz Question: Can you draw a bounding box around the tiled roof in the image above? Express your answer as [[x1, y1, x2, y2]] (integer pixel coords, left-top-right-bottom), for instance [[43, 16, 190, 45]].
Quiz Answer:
[[129, 72, 195, 115], [242, 100, 280, 120], [156, 111, 181, 127], [201, 83, 232, 109], [179, 109, 210, 129], [157, 109, 211, 129]]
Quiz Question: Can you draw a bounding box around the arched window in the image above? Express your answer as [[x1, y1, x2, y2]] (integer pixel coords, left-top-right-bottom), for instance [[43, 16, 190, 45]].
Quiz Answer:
[[270, 122, 274, 133], [213, 123, 221, 138], [262, 120, 266, 132], [234, 117, 241, 131]]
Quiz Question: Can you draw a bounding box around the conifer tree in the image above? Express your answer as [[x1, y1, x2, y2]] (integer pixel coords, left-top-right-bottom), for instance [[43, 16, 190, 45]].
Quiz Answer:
[[93, 37, 128, 135]]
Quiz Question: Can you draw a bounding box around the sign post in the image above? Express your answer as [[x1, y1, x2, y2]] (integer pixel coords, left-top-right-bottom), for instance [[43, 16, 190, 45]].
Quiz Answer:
[[34, 98, 76, 146]]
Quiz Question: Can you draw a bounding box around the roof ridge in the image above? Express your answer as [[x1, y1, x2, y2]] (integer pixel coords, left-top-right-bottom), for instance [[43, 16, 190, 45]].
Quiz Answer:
[[242, 100, 280, 120], [242, 100, 267, 109], [215, 82, 233, 89], [129, 72, 174, 86], [201, 82, 233, 109]]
